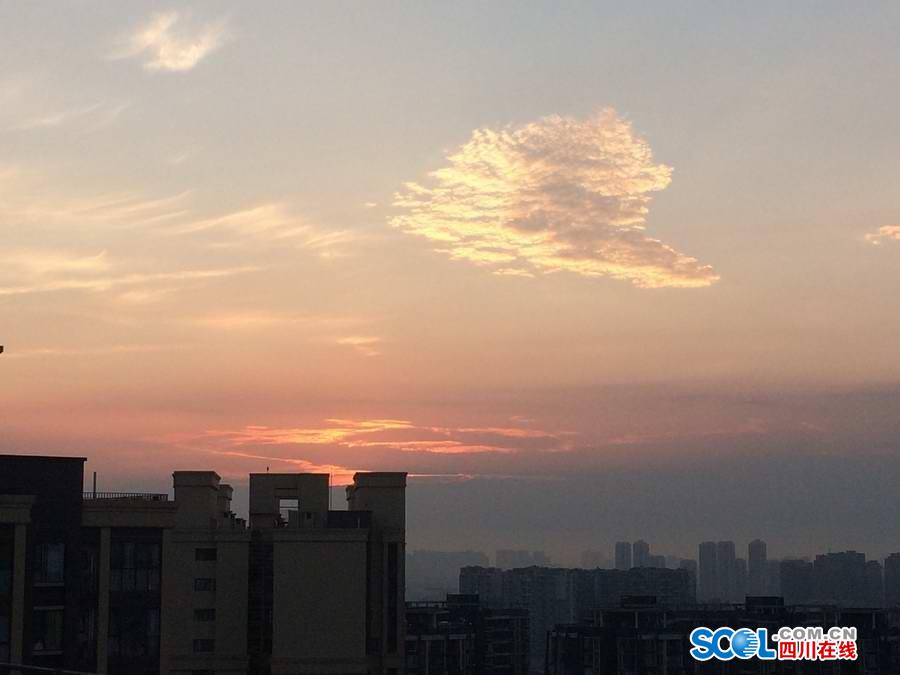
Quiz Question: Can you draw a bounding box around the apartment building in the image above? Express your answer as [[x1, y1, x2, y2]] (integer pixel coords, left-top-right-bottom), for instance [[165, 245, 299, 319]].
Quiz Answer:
[[0, 454, 406, 675]]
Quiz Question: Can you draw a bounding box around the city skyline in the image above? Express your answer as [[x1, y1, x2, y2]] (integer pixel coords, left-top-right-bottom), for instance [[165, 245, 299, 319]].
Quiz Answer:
[[3, 2, 900, 564]]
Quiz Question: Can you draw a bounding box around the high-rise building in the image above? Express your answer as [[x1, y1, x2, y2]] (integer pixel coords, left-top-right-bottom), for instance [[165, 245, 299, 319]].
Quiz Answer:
[[405, 594, 529, 675], [698, 542, 718, 602], [885, 553, 900, 607], [614, 542, 631, 571], [715, 541, 737, 602], [747, 539, 767, 596], [765, 559, 782, 596], [780, 559, 814, 605], [0, 454, 407, 675], [866, 560, 884, 608], [735, 557, 748, 601], [812, 551, 870, 607], [460, 564, 693, 672], [678, 559, 698, 602], [632, 540, 650, 569]]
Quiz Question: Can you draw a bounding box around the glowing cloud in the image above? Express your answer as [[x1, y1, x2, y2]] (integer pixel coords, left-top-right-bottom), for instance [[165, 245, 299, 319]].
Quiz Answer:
[[865, 225, 900, 245], [183, 418, 570, 457], [392, 109, 718, 288], [114, 11, 229, 72]]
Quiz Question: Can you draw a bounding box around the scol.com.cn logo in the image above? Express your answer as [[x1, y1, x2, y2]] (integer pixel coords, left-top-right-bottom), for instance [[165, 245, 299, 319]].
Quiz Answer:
[[689, 626, 858, 662]]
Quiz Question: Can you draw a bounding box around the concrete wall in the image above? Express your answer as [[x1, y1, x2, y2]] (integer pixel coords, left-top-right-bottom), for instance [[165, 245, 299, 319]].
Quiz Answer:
[[271, 537, 369, 672]]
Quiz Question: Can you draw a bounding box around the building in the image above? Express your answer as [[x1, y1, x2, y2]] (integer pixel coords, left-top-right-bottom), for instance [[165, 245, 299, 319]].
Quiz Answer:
[[812, 550, 882, 608], [697, 541, 717, 602], [0, 454, 174, 674], [405, 601, 474, 675], [546, 597, 900, 674], [779, 559, 813, 605], [885, 553, 900, 607], [613, 542, 631, 571], [0, 454, 407, 675], [747, 539, 767, 596], [460, 565, 693, 672], [405, 595, 528, 675], [406, 550, 489, 601], [715, 541, 737, 603], [631, 540, 650, 569]]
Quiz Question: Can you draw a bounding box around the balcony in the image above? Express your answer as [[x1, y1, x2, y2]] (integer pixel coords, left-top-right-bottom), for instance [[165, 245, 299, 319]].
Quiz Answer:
[[82, 491, 169, 502]]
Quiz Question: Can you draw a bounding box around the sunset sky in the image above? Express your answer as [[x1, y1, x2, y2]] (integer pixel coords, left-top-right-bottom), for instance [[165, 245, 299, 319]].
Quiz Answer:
[[2, 2, 900, 563]]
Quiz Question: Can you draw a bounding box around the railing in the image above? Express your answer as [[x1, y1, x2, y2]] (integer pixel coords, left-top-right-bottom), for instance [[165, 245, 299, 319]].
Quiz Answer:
[[0, 664, 100, 675], [82, 492, 168, 502]]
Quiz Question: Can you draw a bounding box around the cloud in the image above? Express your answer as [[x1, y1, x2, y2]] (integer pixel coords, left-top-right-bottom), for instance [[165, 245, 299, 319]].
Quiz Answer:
[[336, 335, 382, 357], [392, 109, 718, 288], [865, 225, 900, 245], [0, 257, 256, 297], [114, 11, 229, 72], [165, 202, 355, 256], [176, 417, 571, 457], [2, 344, 187, 360], [8, 101, 130, 133]]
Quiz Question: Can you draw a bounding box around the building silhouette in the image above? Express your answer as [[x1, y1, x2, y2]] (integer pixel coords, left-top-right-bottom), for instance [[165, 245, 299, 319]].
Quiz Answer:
[[697, 541, 718, 602], [715, 541, 737, 603], [405, 594, 528, 674], [546, 597, 900, 674], [459, 564, 693, 671], [748, 539, 767, 596], [614, 542, 631, 571], [885, 553, 900, 607], [780, 558, 814, 605], [632, 540, 650, 569], [0, 454, 406, 675]]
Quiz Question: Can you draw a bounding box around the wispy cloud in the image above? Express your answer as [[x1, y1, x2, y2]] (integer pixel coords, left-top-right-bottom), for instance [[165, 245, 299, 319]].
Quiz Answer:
[[172, 417, 572, 457], [113, 11, 230, 72], [2, 344, 187, 360], [0, 257, 256, 297], [165, 202, 355, 255], [865, 225, 900, 245], [8, 101, 130, 133], [336, 335, 382, 357], [392, 109, 718, 288]]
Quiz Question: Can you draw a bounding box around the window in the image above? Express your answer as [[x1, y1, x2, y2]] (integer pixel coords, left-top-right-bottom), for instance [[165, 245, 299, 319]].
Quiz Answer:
[[195, 548, 217, 562], [194, 578, 216, 592], [193, 608, 216, 622], [34, 543, 65, 584], [110, 541, 161, 592], [193, 639, 215, 653], [0, 614, 9, 663], [108, 607, 160, 659], [32, 608, 64, 653], [277, 498, 299, 527]]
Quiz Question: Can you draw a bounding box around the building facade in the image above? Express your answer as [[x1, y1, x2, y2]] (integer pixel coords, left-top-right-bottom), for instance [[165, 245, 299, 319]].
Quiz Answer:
[[0, 454, 406, 675]]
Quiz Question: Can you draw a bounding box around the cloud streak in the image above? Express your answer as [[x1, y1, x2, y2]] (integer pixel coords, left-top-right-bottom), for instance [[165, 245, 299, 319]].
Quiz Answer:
[[392, 109, 718, 288], [865, 225, 900, 245], [114, 11, 229, 72], [178, 417, 572, 457]]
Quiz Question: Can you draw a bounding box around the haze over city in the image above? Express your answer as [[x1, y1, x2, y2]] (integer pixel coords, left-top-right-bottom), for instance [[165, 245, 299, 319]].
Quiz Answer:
[[3, 1, 900, 565]]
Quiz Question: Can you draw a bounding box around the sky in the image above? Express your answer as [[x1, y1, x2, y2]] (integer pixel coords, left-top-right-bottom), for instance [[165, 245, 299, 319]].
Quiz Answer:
[[2, 1, 900, 564]]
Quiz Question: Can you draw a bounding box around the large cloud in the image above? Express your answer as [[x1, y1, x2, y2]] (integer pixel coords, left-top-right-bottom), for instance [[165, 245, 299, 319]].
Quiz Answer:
[[392, 110, 717, 288]]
